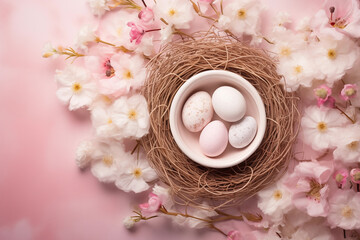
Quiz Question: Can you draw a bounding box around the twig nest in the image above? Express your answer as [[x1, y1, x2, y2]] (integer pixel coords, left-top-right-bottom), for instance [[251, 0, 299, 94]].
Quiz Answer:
[[140, 33, 299, 209]]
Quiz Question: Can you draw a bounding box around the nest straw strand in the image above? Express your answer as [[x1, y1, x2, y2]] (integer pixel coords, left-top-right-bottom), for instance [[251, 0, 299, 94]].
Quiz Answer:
[[140, 33, 299, 209]]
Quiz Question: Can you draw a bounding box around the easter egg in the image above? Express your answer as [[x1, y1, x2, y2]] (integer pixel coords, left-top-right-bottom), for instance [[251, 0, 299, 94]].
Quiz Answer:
[[182, 91, 213, 132], [229, 116, 257, 148], [212, 86, 246, 122], [199, 120, 228, 157]]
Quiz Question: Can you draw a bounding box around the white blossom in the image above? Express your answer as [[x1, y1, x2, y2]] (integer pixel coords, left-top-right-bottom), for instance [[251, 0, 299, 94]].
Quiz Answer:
[[87, 0, 109, 16], [55, 65, 97, 111], [154, 0, 194, 29]]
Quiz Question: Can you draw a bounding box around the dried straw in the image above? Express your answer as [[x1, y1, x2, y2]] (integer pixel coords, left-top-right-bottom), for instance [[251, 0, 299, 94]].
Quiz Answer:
[[140, 33, 299, 209]]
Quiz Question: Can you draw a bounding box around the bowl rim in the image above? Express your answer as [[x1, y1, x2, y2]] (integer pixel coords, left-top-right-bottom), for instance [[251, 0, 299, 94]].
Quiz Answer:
[[169, 70, 266, 168]]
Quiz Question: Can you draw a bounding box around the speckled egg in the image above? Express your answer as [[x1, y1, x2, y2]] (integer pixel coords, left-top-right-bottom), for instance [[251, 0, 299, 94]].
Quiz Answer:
[[229, 116, 257, 148], [212, 86, 247, 122], [199, 120, 228, 157], [182, 91, 214, 132]]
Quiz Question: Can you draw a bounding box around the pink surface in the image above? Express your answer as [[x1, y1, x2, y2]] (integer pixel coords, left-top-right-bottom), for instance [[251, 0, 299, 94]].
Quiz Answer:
[[0, 0, 323, 239]]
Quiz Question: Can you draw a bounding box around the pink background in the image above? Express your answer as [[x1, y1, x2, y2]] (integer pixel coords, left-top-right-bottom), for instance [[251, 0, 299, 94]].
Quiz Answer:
[[0, 0, 322, 239]]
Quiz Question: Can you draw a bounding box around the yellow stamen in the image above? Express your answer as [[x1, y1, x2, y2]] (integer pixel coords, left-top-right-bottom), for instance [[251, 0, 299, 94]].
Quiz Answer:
[[315, 88, 328, 99], [107, 118, 113, 124], [294, 65, 303, 74], [345, 88, 356, 97], [327, 49, 337, 60], [128, 109, 137, 120], [133, 168, 142, 178], [273, 190, 283, 200], [123, 70, 133, 80], [335, 174, 344, 182], [280, 47, 291, 57], [102, 155, 113, 167], [168, 9, 176, 16], [347, 141, 359, 150], [102, 95, 113, 104], [317, 122, 327, 132], [237, 9, 246, 19], [354, 172, 360, 181], [341, 205, 353, 218], [72, 83, 82, 93]]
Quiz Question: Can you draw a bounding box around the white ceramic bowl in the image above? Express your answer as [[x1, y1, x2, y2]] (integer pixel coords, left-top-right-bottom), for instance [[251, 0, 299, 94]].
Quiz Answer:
[[169, 70, 266, 168]]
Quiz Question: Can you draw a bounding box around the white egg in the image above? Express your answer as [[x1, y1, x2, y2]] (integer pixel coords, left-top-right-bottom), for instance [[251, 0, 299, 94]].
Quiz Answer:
[[229, 116, 257, 148], [182, 91, 213, 132], [212, 86, 247, 122]]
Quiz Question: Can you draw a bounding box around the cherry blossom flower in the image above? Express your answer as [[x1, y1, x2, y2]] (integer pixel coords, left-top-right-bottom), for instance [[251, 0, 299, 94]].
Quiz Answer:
[[75, 25, 97, 51], [327, 189, 360, 229], [55, 65, 97, 111], [138, 8, 154, 25], [227, 231, 240, 240], [98, 11, 137, 48], [312, 0, 360, 39], [257, 179, 293, 224], [127, 22, 145, 44], [301, 106, 347, 151], [350, 168, 360, 184], [270, 26, 307, 60], [313, 34, 359, 86], [341, 84, 357, 101], [277, 52, 318, 92], [154, 0, 194, 29], [90, 141, 125, 183], [333, 124, 360, 164], [314, 84, 333, 107], [42, 42, 57, 58], [75, 140, 95, 169], [115, 151, 157, 193], [98, 53, 146, 97], [123, 216, 136, 229], [285, 161, 333, 217], [140, 193, 162, 217], [87, 0, 109, 16], [112, 94, 150, 139], [218, 0, 262, 37], [90, 104, 123, 139], [152, 184, 173, 209], [333, 169, 349, 188]]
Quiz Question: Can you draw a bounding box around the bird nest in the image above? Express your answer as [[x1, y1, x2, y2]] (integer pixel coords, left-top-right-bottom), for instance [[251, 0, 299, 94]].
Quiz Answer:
[[140, 33, 299, 209]]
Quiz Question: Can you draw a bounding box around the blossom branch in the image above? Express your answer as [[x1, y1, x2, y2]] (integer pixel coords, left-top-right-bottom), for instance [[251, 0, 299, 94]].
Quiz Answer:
[[190, 0, 218, 22], [94, 37, 133, 53], [109, 0, 142, 11], [335, 105, 355, 124]]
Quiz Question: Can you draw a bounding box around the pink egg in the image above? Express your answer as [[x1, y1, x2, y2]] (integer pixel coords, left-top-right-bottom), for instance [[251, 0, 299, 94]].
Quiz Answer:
[[199, 120, 228, 157]]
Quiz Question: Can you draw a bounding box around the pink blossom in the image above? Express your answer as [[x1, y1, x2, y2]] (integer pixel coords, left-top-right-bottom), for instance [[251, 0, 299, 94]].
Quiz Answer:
[[139, 193, 162, 217], [333, 168, 348, 188], [127, 22, 144, 44], [311, 0, 360, 39], [285, 161, 333, 217], [341, 84, 357, 101], [138, 8, 154, 24], [350, 168, 360, 184], [314, 84, 334, 107]]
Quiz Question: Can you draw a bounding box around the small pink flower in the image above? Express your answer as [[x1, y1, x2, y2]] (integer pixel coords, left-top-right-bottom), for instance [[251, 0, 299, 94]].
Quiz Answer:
[[333, 168, 348, 188], [138, 8, 154, 24], [139, 193, 162, 217], [314, 84, 333, 107], [127, 22, 144, 44], [227, 231, 241, 240], [341, 84, 357, 101], [350, 168, 360, 184]]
